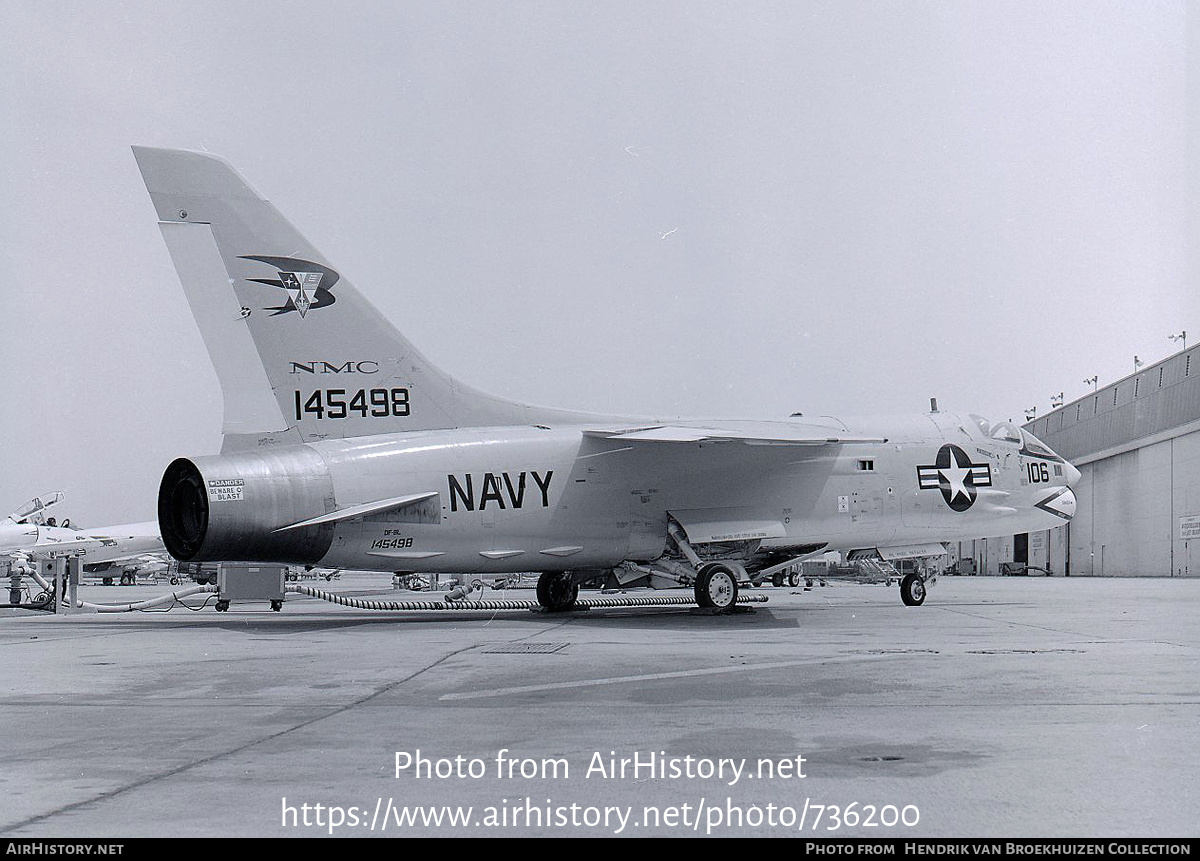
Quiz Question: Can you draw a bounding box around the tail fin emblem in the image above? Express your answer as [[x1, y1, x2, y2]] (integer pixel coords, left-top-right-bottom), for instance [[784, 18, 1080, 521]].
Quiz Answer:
[[240, 256, 339, 318]]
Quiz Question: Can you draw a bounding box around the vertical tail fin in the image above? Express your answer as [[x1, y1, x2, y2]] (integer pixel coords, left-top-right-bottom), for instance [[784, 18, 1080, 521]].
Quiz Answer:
[[133, 147, 596, 451]]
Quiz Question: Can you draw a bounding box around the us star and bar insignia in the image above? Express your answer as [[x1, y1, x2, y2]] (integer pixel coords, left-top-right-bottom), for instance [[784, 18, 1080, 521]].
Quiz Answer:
[[917, 444, 992, 512]]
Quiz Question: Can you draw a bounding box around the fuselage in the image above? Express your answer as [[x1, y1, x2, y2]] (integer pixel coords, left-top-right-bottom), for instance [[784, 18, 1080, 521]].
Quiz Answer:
[[160, 410, 1078, 573], [0, 520, 163, 565]]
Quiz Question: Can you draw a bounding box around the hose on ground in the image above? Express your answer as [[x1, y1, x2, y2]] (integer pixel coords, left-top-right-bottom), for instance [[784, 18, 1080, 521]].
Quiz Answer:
[[24, 566, 219, 612], [287, 584, 769, 612]]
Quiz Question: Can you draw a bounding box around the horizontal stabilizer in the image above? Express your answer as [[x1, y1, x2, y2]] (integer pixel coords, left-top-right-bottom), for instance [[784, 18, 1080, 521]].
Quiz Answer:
[[273, 492, 439, 532]]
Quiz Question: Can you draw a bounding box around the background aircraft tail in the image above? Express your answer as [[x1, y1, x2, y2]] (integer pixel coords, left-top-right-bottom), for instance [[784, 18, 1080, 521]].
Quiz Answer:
[[133, 146, 602, 451]]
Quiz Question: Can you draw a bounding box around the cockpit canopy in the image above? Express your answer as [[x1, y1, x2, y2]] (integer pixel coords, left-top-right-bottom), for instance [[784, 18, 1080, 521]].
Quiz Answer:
[[968, 415, 1063, 462]]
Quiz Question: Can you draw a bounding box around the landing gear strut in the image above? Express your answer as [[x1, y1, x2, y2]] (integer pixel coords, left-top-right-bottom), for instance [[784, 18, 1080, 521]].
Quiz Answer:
[[536, 572, 579, 612]]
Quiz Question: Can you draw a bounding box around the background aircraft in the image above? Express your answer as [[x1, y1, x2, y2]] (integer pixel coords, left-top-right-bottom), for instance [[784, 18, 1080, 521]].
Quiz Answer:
[[2, 493, 165, 582], [136, 146, 1079, 612]]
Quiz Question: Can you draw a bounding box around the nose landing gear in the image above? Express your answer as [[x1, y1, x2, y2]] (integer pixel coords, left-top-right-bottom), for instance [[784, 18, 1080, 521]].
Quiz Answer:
[[900, 573, 926, 606]]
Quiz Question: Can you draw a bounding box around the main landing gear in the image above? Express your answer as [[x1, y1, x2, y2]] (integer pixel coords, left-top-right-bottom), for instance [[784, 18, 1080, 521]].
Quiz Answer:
[[694, 562, 740, 610], [536, 566, 746, 613], [536, 572, 579, 612]]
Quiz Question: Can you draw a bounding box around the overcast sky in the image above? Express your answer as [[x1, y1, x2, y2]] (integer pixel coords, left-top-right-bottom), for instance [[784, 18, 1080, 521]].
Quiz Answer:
[[0, 1, 1193, 526]]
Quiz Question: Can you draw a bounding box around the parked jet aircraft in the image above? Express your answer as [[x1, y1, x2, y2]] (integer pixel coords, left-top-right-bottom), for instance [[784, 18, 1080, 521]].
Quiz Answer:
[[134, 146, 1080, 611], [2, 494, 164, 578]]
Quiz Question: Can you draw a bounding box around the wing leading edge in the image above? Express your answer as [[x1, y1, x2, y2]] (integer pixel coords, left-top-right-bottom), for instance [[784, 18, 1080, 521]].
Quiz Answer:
[[583, 423, 886, 446]]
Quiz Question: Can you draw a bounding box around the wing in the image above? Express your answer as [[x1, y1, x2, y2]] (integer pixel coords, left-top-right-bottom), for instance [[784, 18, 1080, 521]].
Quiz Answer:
[[26, 521, 162, 564], [584, 421, 886, 446]]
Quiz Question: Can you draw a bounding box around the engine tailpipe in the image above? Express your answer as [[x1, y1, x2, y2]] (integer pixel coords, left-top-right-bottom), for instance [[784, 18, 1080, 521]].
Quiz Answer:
[[158, 447, 336, 564]]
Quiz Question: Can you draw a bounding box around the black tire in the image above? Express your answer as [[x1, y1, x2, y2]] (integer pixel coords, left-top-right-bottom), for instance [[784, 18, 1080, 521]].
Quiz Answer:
[[536, 572, 579, 611], [900, 573, 926, 607], [788, 572, 800, 588], [772, 573, 784, 587], [694, 564, 739, 610]]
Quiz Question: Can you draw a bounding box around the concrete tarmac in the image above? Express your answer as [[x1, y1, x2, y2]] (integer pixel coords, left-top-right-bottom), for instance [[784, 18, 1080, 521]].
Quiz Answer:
[[0, 575, 1196, 838]]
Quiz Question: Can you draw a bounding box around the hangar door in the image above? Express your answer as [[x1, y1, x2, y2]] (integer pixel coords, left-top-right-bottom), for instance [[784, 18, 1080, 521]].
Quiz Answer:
[[1013, 533, 1028, 566]]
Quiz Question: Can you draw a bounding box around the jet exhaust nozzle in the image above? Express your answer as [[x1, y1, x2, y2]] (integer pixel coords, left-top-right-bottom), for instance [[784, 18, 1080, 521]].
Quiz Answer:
[[158, 448, 336, 564]]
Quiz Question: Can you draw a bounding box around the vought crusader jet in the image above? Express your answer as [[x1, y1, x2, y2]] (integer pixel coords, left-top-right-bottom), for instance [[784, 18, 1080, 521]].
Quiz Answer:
[[134, 147, 1080, 612]]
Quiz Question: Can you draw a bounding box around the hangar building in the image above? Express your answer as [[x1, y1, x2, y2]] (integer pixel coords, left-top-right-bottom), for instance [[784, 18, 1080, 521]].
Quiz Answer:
[[953, 344, 1199, 577]]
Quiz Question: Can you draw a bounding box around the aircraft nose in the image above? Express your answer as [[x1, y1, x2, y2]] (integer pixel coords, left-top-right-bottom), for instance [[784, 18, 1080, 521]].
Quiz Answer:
[[1063, 461, 1081, 487]]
